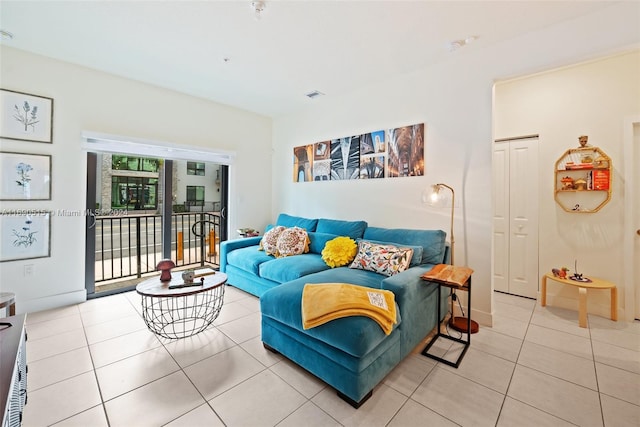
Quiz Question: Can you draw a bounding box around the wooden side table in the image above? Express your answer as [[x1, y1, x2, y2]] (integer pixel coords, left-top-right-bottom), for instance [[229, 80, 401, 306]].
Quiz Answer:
[[421, 275, 472, 368], [541, 273, 617, 328]]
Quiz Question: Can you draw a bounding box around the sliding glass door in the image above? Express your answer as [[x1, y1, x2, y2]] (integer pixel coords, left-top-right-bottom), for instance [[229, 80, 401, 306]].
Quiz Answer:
[[85, 153, 228, 298]]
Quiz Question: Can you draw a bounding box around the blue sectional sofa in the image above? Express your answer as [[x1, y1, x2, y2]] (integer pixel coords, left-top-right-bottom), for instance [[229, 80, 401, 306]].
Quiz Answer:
[[219, 214, 449, 407]]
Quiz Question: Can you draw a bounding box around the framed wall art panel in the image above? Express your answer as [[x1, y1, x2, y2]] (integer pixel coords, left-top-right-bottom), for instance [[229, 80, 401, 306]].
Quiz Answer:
[[0, 89, 54, 143], [0, 211, 51, 262], [0, 152, 52, 200]]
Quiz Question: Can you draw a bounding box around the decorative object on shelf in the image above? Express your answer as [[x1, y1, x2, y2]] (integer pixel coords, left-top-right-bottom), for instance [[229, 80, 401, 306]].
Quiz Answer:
[[552, 267, 569, 279], [0, 211, 51, 262], [568, 259, 592, 282], [0, 89, 54, 143], [594, 156, 609, 169], [156, 259, 176, 281], [561, 176, 575, 190], [554, 145, 612, 213], [424, 183, 478, 334], [237, 227, 259, 237], [578, 135, 589, 147], [574, 178, 587, 191], [0, 152, 52, 200]]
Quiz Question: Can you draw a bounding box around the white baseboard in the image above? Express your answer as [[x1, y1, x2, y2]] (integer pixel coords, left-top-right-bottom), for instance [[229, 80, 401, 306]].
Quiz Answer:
[[17, 290, 86, 315]]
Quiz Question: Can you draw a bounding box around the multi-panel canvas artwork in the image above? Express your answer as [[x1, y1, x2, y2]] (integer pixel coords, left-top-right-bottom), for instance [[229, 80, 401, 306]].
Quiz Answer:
[[293, 123, 424, 182]]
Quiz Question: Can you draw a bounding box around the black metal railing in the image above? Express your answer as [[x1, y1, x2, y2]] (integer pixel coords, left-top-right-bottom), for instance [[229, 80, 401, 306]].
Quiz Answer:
[[95, 212, 221, 282]]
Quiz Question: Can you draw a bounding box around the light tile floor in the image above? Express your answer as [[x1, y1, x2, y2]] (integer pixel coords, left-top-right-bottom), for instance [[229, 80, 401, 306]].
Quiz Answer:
[[21, 288, 640, 426]]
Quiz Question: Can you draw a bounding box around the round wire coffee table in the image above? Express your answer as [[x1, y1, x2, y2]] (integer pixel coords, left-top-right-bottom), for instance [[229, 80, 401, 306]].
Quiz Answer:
[[136, 271, 227, 339]]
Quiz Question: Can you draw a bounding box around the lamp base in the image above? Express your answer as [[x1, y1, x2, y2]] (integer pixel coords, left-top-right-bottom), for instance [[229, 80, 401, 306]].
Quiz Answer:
[[449, 317, 479, 334]]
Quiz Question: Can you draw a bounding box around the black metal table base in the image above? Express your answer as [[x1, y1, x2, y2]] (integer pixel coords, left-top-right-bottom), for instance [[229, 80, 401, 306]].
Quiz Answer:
[[421, 278, 471, 368]]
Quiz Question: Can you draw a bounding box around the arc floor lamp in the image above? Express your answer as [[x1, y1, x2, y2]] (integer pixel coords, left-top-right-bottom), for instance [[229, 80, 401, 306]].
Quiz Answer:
[[428, 183, 479, 334]]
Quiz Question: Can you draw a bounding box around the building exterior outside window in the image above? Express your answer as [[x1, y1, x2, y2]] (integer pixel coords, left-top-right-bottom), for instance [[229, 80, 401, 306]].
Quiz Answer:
[[186, 185, 205, 207], [187, 162, 205, 176], [112, 155, 159, 172], [111, 176, 158, 210]]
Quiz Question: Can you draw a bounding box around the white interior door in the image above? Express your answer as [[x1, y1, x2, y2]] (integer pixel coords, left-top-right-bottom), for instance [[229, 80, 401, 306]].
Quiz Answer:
[[492, 137, 539, 299], [492, 142, 510, 293]]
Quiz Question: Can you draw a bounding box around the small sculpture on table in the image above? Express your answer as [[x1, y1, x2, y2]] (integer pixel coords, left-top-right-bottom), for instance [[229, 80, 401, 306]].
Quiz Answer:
[[182, 269, 195, 284], [552, 267, 569, 279], [156, 259, 176, 282]]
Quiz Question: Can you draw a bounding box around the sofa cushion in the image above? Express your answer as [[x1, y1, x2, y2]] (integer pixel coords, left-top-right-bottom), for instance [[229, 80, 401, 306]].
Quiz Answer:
[[276, 226, 310, 257], [260, 225, 286, 256], [357, 239, 423, 267], [307, 232, 337, 254], [261, 277, 401, 358], [316, 218, 367, 239], [349, 241, 413, 276], [321, 236, 358, 268], [363, 227, 446, 265], [227, 245, 274, 275], [276, 213, 318, 231], [259, 254, 330, 283]]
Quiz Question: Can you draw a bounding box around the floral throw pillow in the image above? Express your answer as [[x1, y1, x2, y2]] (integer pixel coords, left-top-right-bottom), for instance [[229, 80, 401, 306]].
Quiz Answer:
[[276, 226, 310, 257], [322, 236, 357, 268], [259, 225, 286, 256], [349, 240, 413, 277]]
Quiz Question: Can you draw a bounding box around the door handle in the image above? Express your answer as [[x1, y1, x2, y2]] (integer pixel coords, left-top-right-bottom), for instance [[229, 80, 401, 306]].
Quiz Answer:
[[637, 229, 640, 236], [87, 210, 96, 229]]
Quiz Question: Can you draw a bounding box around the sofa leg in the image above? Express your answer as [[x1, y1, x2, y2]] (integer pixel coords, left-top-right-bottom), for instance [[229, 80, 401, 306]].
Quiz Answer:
[[337, 390, 372, 409], [263, 342, 280, 354]]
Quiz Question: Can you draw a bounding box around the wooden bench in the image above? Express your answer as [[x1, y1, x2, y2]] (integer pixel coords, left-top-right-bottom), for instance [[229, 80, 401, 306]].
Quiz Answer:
[[541, 273, 617, 328]]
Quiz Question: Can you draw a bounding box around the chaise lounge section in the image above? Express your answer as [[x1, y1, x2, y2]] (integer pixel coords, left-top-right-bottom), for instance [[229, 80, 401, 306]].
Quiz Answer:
[[220, 214, 449, 407]]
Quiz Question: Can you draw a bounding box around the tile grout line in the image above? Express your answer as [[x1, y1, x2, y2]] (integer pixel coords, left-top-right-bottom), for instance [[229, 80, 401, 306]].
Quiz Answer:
[[587, 318, 607, 427], [492, 297, 535, 426]]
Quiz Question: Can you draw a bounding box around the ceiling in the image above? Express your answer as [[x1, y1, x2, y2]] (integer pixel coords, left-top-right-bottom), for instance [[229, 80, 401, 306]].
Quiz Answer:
[[0, 1, 620, 118]]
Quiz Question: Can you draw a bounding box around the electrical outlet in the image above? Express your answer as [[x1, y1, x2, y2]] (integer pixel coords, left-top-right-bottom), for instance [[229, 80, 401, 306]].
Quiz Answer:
[[24, 264, 34, 277]]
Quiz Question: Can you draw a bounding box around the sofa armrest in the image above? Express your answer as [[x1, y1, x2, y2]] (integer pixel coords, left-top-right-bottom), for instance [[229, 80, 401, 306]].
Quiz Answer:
[[219, 236, 262, 272], [381, 265, 438, 304], [381, 264, 450, 356]]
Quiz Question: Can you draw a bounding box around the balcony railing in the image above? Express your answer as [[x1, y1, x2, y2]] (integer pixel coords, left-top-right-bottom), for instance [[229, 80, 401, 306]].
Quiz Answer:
[[94, 212, 221, 282]]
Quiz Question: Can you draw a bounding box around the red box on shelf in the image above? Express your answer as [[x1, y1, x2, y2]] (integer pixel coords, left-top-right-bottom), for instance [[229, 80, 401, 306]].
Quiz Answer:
[[593, 170, 610, 190]]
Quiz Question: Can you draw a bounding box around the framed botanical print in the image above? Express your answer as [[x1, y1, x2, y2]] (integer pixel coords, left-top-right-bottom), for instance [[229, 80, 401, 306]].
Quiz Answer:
[[0, 89, 54, 143], [0, 152, 52, 200], [0, 211, 51, 262]]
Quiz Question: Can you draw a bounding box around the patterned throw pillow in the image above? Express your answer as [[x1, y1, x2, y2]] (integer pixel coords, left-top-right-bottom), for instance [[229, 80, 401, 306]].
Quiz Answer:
[[276, 226, 310, 257], [321, 236, 358, 268], [349, 240, 413, 276], [259, 225, 286, 256]]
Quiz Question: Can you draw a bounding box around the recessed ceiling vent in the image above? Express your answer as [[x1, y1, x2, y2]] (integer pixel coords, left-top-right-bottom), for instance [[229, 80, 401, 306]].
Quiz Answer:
[[305, 90, 325, 99]]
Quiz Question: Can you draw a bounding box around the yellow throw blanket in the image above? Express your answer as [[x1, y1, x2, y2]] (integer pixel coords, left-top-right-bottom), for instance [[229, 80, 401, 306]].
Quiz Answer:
[[301, 283, 397, 335]]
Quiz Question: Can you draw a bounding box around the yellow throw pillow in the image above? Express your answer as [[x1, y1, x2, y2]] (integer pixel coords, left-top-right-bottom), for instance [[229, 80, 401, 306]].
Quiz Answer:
[[321, 236, 357, 268]]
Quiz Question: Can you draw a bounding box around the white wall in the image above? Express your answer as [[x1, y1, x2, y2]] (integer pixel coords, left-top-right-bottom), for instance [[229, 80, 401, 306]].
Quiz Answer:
[[495, 51, 640, 319], [272, 2, 640, 325], [0, 46, 272, 313]]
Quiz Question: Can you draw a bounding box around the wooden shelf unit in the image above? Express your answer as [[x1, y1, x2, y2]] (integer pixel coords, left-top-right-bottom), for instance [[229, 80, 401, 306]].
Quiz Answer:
[[554, 146, 612, 213]]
